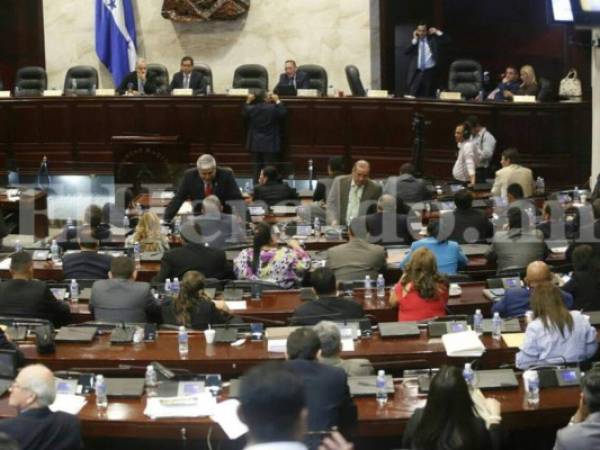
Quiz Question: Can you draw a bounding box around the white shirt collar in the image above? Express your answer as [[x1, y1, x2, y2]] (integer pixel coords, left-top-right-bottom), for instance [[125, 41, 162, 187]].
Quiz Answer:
[[350, 179, 364, 189], [245, 442, 307, 450]]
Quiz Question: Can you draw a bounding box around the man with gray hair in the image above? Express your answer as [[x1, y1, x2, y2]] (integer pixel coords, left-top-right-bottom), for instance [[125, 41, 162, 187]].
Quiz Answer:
[[117, 58, 157, 95], [362, 194, 413, 245], [192, 195, 246, 249], [314, 321, 374, 376], [0, 364, 82, 450], [164, 154, 242, 223]]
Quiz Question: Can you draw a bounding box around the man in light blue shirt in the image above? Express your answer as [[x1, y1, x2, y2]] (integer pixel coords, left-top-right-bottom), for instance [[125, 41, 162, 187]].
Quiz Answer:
[[405, 21, 448, 97]]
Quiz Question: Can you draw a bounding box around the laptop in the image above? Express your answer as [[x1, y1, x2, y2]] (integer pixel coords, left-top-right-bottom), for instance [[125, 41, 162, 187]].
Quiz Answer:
[[418, 369, 518, 393], [105, 378, 145, 397], [348, 375, 395, 396], [480, 318, 522, 334], [156, 381, 205, 397], [223, 288, 244, 301], [428, 320, 469, 338], [0, 350, 18, 396], [55, 326, 98, 343], [334, 319, 372, 339], [110, 326, 136, 344], [378, 322, 421, 338]]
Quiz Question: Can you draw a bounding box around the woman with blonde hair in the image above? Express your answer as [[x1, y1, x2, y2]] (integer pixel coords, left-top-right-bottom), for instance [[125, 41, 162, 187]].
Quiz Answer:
[[390, 247, 449, 321], [516, 282, 597, 369], [125, 211, 169, 252], [505, 65, 538, 98]]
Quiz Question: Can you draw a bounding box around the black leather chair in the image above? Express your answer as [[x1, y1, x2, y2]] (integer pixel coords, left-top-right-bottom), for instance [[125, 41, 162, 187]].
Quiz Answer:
[[297, 64, 328, 96], [232, 64, 268, 93], [345, 65, 366, 97], [14, 66, 47, 96], [0, 77, 3, 91], [537, 77, 553, 102], [448, 59, 482, 99], [147, 64, 169, 94], [192, 64, 213, 93], [63, 65, 99, 95]]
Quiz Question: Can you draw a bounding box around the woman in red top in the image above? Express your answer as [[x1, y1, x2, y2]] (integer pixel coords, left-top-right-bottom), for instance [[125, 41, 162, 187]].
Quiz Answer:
[[389, 247, 449, 322]]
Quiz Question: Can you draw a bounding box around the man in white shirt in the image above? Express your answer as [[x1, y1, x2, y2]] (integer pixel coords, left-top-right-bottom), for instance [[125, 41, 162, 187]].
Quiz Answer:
[[467, 115, 497, 183], [491, 148, 535, 198], [452, 122, 479, 187]]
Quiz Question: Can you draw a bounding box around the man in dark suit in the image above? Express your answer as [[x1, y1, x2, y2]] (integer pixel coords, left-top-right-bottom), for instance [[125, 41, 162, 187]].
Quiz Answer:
[[243, 91, 287, 182], [193, 195, 246, 249], [169, 55, 206, 94], [90, 256, 160, 323], [253, 165, 298, 206], [405, 21, 448, 97], [291, 268, 365, 326], [0, 364, 82, 450], [446, 189, 493, 243], [383, 163, 430, 204], [116, 58, 157, 95], [164, 154, 243, 223], [362, 194, 413, 245], [62, 228, 112, 280], [0, 252, 71, 327], [275, 59, 310, 92], [285, 328, 357, 449], [153, 220, 231, 282]]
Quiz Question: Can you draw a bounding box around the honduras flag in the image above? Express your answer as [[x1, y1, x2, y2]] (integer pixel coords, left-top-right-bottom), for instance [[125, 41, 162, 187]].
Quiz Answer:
[[95, 0, 137, 87]]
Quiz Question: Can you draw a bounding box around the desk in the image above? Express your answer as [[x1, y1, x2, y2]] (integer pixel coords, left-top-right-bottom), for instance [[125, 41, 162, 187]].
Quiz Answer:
[[0, 191, 48, 239]]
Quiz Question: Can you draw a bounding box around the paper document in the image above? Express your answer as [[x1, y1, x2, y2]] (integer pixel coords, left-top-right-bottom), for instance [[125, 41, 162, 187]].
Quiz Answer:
[[387, 248, 410, 265], [225, 301, 247, 311], [50, 394, 87, 415], [144, 392, 216, 419], [211, 399, 248, 439], [442, 330, 485, 357], [341, 338, 355, 352], [267, 339, 287, 353], [0, 258, 10, 270], [178, 202, 193, 215], [502, 332, 525, 349]]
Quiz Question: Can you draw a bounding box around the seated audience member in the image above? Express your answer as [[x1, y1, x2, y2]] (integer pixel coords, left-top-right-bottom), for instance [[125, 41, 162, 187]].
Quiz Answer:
[[390, 247, 449, 321], [326, 220, 386, 282], [124, 211, 169, 252], [383, 163, 430, 203], [153, 221, 231, 282], [117, 58, 157, 95], [194, 195, 245, 249], [90, 256, 160, 323], [452, 122, 479, 187], [62, 227, 112, 280], [0, 251, 70, 327], [313, 156, 346, 203], [447, 189, 493, 243], [401, 365, 500, 450], [275, 59, 310, 91], [285, 328, 357, 448], [400, 220, 468, 275], [234, 222, 310, 289], [252, 165, 299, 206], [491, 148, 535, 198], [169, 55, 206, 93], [160, 270, 231, 330], [492, 261, 573, 318], [314, 320, 374, 376], [57, 204, 111, 250], [291, 268, 365, 325], [486, 207, 547, 274], [562, 245, 600, 311], [0, 364, 82, 450], [537, 202, 569, 241], [504, 64, 539, 99], [516, 282, 597, 369], [554, 365, 600, 449], [487, 65, 520, 101], [362, 194, 413, 245], [466, 115, 497, 182]]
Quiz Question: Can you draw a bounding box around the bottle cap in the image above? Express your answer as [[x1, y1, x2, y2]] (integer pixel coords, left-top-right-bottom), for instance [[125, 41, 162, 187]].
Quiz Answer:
[[377, 369, 385, 377]]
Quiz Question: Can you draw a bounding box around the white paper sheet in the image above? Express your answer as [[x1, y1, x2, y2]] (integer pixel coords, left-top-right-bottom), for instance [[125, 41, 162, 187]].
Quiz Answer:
[[144, 393, 216, 419], [211, 399, 248, 440], [341, 338, 355, 352], [50, 394, 87, 415], [225, 301, 247, 311], [267, 339, 287, 353]]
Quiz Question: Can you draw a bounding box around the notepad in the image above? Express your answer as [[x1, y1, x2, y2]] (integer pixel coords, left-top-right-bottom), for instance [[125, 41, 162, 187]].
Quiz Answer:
[[211, 399, 248, 439], [225, 301, 247, 311], [386, 248, 410, 265], [144, 392, 216, 419], [267, 339, 287, 353], [341, 338, 355, 352], [442, 330, 485, 357], [502, 332, 525, 349], [50, 394, 87, 415], [0, 258, 11, 270]]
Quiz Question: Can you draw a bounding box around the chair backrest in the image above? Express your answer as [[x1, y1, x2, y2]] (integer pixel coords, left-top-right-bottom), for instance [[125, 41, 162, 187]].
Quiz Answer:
[[345, 65, 366, 97], [232, 64, 268, 92], [0, 77, 3, 91], [448, 59, 482, 99], [192, 64, 213, 93], [297, 64, 328, 96], [147, 64, 169, 94], [537, 77, 553, 102], [63, 65, 99, 95], [14, 66, 47, 96]]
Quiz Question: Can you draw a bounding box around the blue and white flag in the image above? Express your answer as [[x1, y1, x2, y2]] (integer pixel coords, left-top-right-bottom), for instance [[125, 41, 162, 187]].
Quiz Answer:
[[95, 0, 137, 87]]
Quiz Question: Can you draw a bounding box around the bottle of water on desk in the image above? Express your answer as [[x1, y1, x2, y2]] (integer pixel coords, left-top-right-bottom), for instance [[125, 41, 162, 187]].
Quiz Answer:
[[123, 214, 130, 229], [364, 275, 372, 299], [178, 326, 189, 357], [491, 312, 502, 340], [473, 309, 483, 335], [308, 159, 313, 189], [313, 217, 321, 238], [133, 241, 141, 263], [70, 279, 79, 303], [375, 370, 388, 406], [145, 364, 158, 396], [50, 239, 60, 263], [463, 362, 475, 388], [95, 374, 108, 410], [14, 240, 22, 253], [174, 216, 182, 235], [376, 274, 385, 300], [523, 370, 540, 406], [171, 277, 180, 295], [164, 278, 172, 295]]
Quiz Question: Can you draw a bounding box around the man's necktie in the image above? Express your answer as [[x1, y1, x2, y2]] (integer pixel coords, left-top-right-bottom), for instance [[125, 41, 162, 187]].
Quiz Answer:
[[138, 78, 144, 93], [184, 75, 189, 89], [418, 39, 426, 70], [204, 182, 212, 196]]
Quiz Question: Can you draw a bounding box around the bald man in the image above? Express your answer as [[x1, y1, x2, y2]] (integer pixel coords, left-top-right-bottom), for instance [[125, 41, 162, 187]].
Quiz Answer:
[[491, 261, 573, 318], [326, 160, 382, 226], [117, 58, 158, 95], [0, 364, 82, 450]]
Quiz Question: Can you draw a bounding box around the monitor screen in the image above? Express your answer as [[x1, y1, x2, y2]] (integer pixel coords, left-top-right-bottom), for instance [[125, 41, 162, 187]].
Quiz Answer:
[[551, 0, 574, 21], [560, 369, 578, 382]]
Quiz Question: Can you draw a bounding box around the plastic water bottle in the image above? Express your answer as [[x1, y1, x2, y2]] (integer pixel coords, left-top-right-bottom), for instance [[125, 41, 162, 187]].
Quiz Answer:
[[308, 159, 314, 188], [473, 309, 483, 335], [525, 310, 534, 324], [171, 277, 180, 295], [375, 369, 388, 406], [178, 326, 189, 357], [463, 362, 475, 387], [164, 278, 172, 295], [492, 312, 502, 340], [313, 217, 321, 237], [133, 241, 141, 263], [95, 374, 108, 410], [122, 215, 130, 229], [328, 84, 335, 97], [574, 186, 580, 203], [524, 370, 540, 406], [535, 177, 545, 195], [66, 217, 73, 227], [478, 90, 484, 101], [145, 364, 158, 396], [174, 216, 182, 235], [206, 84, 212, 95], [376, 274, 385, 300], [70, 279, 79, 303], [50, 239, 60, 263], [14, 240, 22, 253], [364, 275, 372, 299], [91, 83, 96, 96]]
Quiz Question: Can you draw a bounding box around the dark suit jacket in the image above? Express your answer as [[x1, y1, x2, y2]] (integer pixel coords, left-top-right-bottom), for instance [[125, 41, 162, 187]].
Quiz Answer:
[[405, 33, 449, 83], [275, 71, 310, 90], [0, 279, 71, 327], [562, 270, 600, 311], [169, 71, 206, 93], [0, 407, 82, 450], [313, 176, 338, 203], [364, 212, 413, 245], [243, 102, 287, 153], [62, 252, 112, 280], [383, 174, 430, 203], [117, 71, 157, 95], [326, 175, 383, 226], [253, 180, 299, 206], [285, 359, 357, 448], [160, 296, 230, 330], [164, 167, 243, 223], [447, 208, 494, 244], [90, 279, 160, 323], [291, 296, 365, 325], [153, 243, 231, 282]]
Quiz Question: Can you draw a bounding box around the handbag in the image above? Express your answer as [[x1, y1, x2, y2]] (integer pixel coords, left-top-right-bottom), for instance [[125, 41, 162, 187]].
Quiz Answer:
[[559, 69, 582, 98]]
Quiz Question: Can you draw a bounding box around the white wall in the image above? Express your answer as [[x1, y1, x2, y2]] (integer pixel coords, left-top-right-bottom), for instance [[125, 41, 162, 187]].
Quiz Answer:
[[43, 0, 380, 93], [592, 29, 600, 187]]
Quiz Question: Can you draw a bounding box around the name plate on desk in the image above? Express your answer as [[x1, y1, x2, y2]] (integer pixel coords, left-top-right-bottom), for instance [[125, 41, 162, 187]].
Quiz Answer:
[[95, 89, 115, 96], [171, 88, 193, 96], [440, 91, 462, 101], [228, 88, 249, 96], [0, 91, 11, 98], [367, 89, 389, 98], [43, 90, 63, 97], [296, 89, 319, 97], [513, 95, 536, 103]]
